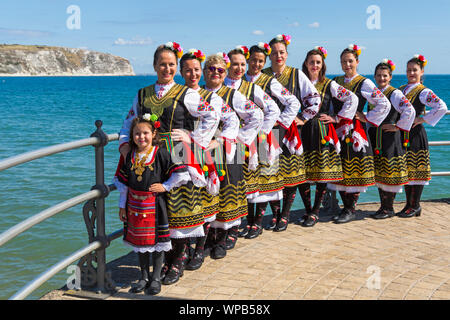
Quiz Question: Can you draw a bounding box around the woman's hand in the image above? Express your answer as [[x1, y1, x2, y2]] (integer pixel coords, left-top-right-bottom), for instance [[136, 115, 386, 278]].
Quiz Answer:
[[381, 124, 399, 132], [355, 111, 367, 123], [119, 208, 127, 222], [412, 117, 425, 128], [171, 128, 192, 144], [149, 183, 166, 193], [294, 117, 305, 126], [319, 114, 336, 124], [207, 139, 220, 151], [119, 143, 130, 159]]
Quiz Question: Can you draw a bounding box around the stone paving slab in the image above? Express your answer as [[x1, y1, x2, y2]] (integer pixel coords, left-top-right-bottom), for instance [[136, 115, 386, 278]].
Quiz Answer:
[[41, 199, 450, 300]]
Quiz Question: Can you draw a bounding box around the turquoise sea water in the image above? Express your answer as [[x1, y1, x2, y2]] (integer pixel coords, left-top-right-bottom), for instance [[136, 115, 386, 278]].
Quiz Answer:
[[0, 75, 449, 300]]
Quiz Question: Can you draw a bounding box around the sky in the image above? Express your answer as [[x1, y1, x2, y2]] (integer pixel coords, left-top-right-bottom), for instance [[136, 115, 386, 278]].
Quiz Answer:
[[1, 0, 450, 75]]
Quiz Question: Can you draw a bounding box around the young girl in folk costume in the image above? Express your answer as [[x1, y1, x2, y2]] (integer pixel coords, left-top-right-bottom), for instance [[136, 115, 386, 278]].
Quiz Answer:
[[114, 115, 190, 295], [300, 46, 358, 227], [262, 34, 322, 231], [328, 44, 391, 224], [203, 53, 264, 259], [397, 54, 447, 218], [118, 42, 220, 285], [179, 49, 240, 270], [369, 59, 416, 219], [242, 42, 301, 236], [224, 45, 280, 240]]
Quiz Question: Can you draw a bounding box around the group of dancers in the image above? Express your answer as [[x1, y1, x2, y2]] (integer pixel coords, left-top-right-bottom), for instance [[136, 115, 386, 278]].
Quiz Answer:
[[113, 34, 447, 295]]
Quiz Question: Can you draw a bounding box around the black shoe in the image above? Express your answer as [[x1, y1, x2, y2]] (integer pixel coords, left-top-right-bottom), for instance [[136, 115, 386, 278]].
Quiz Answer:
[[129, 278, 148, 293], [238, 225, 250, 238], [302, 214, 318, 227], [295, 214, 308, 225], [226, 235, 237, 250], [211, 245, 227, 259], [185, 251, 204, 271], [245, 225, 263, 239], [162, 265, 183, 285], [371, 208, 395, 220], [145, 279, 161, 295], [274, 218, 288, 232], [265, 217, 277, 230], [398, 206, 421, 218], [334, 209, 356, 224]]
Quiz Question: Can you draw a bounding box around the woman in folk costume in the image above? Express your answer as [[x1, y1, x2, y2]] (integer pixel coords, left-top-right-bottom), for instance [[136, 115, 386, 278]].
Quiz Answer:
[[262, 34, 322, 231], [223, 45, 280, 241], [329, 44, 390, 224], [299, 46, 358, 227], [203, 53, 264, 259], [369, 59, 416, 219], [178, 49, 240, 270], [118, 42, 220, 285], [397, 54, 447, 218], [114, 115, 190, 295], [241, 42, 301, 237]]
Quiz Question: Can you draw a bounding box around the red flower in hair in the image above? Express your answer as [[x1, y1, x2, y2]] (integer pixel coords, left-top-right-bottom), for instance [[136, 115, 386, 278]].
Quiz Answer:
[[172, 42, 180, 51], [154, 121, 161, 128]]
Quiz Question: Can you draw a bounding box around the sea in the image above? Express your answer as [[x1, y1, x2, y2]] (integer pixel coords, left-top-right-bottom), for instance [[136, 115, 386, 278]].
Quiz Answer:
[[0, 74, 449, 300]]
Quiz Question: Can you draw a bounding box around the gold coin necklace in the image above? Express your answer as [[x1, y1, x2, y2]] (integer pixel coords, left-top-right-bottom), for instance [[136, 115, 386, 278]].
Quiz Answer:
[[131, 146, 154, 182]]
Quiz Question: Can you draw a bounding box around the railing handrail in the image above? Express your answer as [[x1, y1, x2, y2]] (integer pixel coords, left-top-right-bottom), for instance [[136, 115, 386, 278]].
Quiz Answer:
[[0, 133, 119, 172]]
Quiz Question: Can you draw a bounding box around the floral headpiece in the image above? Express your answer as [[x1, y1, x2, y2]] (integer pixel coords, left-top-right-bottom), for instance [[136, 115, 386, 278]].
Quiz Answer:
[[217, 52, 231, 68], [274, 34, 291, 46], [235, 45, 250, 59], [381, 58, 396, 71], [314, 46, 328, 59], [187, 48, 205, 63], [257, 42, 272, 56], [142, 113, 161, 128], [164, 41, 183, 59], [413, 54, 428, 67], [348, 44, 362, 56]]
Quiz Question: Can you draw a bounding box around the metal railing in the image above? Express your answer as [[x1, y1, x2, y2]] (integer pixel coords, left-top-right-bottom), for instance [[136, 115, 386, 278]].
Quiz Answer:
[[1, 112, 449, 300], [0, 120, 122, 300]]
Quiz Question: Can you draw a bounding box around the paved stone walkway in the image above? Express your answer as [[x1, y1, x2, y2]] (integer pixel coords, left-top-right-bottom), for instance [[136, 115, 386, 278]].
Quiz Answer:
[[41, 199, 450, 300]]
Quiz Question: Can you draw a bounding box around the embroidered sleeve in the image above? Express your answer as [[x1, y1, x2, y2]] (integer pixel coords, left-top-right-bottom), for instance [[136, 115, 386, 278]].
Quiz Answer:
[[297, 70, 321, 120], [119, 94, 139, 148], [360, 79, 391, 127], [232, 90, 264, 145], [156, 148, 190, 192], [113, 154, 129, 208], [330, 81, 358, 121], [390, 89, 415, 131], [419, 88, 448, 127], [184, 88, 220, 149], [269, 78, 301, 129], [212, 93, 239, 142], [252, 84, 281, 134]]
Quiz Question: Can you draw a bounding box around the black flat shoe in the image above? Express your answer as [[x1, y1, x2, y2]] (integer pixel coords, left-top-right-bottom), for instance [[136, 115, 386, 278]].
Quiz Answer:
[[274, 218, 288, 232], [295, 214, 308, 225], [245, 225, 263, 239], [162, 265, 183, 285], [398, 206, 421, 218], [265, 217, 277, 230], [145, 279, 161, 295], [238, 225, 250, 238], [302, 214, 318, 227], [226, 235, 237, 250], [185, 252, 204, 271], [334, 209, 355, 224], [211, 245, 227, 259], [371, 208, 395, 219], [129, 279, 148, 293]]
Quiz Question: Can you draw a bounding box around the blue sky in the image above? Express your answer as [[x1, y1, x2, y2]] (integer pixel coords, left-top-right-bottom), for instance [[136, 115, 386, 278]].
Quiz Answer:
[[1, 0, 450, 75]]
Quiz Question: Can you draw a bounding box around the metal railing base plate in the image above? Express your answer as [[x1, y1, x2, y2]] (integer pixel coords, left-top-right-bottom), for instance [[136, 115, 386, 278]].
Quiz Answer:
[[63, 289, 115, 300]]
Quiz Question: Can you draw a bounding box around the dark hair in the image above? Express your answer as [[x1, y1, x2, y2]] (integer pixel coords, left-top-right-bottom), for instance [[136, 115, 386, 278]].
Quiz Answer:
[[340, 48, 359, 61], [153, 45, 178, 67], [249, 45, 267, 61], [302, 49, 327, 82], [227, 48, 245, 61], [179, 53, 200, 72], [129, 116, 161, 151], [374, 63, 393, 77], [268, 37, 288, 52], [407, 57, 425, 84]]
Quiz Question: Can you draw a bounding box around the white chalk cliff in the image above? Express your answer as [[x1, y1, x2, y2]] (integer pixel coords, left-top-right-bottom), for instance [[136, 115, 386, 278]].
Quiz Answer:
[[0, 44, 135, 76]]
